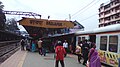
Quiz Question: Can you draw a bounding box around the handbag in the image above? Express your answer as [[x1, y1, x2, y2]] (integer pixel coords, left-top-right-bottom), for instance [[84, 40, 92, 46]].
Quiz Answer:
[[86, 60, 89, 67], [75, 49, 80, 53]]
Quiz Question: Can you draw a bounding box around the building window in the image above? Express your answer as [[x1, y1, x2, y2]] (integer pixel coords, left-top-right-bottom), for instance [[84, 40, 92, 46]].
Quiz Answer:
[[115, 0, 120, 4], [104, 10, 110, 15], [115, 6, 120, 12], [111, 16, 114, 19], [104, 4, 110, 9], [109, 36, 118, 52], [110, 1, 113, 6], [111, 8, 114, 12], [104, 17, 110, 21], [117, 20, 120, 23], [115, 13, 119, 19], [100, 36, 107, 51]]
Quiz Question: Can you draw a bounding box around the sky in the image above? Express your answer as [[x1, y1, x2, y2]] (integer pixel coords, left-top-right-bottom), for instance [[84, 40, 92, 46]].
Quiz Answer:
[[1, 0, 110, 31]]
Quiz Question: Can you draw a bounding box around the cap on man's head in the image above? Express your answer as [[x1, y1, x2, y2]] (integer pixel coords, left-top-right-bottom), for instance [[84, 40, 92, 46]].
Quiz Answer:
[[57, 41, 62, 44]]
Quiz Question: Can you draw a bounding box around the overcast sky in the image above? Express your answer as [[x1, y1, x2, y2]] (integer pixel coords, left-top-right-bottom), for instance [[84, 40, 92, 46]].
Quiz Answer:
[[1, 0, 110, 31]]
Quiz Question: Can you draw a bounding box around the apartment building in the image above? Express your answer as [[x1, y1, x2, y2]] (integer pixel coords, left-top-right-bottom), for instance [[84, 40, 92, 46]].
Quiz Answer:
[[99, 0, 120, 27]]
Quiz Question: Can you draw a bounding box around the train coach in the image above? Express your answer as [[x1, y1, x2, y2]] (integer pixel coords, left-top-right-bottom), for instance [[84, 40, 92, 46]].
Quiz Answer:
[[0, 30, 21, 41], [0, 30, 22, 47], [0, 30, 22, 63], [75, 24, 120, 67]]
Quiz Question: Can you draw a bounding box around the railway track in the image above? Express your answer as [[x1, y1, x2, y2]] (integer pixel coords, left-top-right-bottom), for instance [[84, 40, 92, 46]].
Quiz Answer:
[[0, 40, 20, 64]]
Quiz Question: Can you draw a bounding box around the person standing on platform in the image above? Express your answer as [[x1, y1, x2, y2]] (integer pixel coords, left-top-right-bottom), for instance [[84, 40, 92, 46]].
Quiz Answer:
[[55, 41, 66, 67], [31, 41, 36, 52], [63, 40, 68, 57], [88, 43, 101, 67], [37, 38, 43, 55], [69, 44, 73, 54], [82, 40, 90, 66], [20, 39, 25, 50], [26, 42, 31, 51], [75, 41, 82, 63]]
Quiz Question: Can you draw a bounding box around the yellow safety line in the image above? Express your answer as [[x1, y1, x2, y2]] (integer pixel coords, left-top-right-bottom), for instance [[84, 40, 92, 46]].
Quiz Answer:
[[17, 51, 27, 67]]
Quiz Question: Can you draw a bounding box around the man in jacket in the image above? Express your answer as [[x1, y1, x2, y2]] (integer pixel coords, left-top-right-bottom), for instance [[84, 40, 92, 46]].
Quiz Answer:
[[55, 41, 66, 67]]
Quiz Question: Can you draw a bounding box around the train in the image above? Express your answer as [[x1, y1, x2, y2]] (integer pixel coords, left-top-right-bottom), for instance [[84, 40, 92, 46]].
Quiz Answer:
[[0, 30, 21, 41], [75, 24, 120, 67], [0, 30, 22, 63]]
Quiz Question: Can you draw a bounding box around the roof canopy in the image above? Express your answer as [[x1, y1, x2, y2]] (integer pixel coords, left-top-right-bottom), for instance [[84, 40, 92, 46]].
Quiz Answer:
[[19, 17, 74, 28]]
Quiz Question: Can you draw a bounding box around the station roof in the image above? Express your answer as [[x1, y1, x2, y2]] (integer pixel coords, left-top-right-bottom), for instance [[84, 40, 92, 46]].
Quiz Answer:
[[44, 32, 74, 38], [19, 17, 74, 28], [18, 17, 76, 39]]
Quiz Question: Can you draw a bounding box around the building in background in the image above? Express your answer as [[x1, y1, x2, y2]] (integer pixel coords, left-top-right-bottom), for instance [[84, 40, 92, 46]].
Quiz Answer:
[[98, 0, 120, 27]]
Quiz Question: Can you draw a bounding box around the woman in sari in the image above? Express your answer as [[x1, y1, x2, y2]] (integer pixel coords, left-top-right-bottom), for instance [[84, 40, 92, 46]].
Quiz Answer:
[[88, 43, 101, 67], [31, 41, 36, 52]]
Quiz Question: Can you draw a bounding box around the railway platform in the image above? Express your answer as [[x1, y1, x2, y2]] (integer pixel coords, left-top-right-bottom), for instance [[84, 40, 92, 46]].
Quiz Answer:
[[0, 50, 105, 67]]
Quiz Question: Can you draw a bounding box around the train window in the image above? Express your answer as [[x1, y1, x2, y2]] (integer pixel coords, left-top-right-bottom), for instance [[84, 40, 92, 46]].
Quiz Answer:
[[100, 36, 107, 51], [109, 36, 118, 53]]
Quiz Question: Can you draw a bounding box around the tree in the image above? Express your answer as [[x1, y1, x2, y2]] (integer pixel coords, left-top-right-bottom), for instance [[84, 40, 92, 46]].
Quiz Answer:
[[0, 1, 4, 9], [0, 1, 6, 30], [5, 18, 19, 32]]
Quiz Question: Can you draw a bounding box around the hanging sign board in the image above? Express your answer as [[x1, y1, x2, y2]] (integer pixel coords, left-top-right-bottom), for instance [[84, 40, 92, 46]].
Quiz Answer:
[[19, 18, 74, 28]]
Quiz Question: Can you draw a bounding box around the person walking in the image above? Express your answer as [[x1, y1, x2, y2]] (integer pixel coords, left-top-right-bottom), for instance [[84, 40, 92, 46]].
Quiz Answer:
[[37, 38, 43, 55], [20, 39, 25, 50], [63, 40, 68, 57], [82, 40, 90, 66], [55, 41, 66, 67], [88, 43, 101, 67], [75, 41, 82, 63]]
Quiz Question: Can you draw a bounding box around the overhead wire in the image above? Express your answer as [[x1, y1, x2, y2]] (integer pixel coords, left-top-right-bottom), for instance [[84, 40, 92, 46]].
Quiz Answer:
[[13, 0, 104, 22], [79, 13, 98, 22], [13, 0, 32, 11], [75, 0, 111, 22], [13, 0, 42, 18], [14, 0, 53, 19], [12, 0, 31, 18], [72, 0, 101, 19], [71, 0, 96, 17]]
